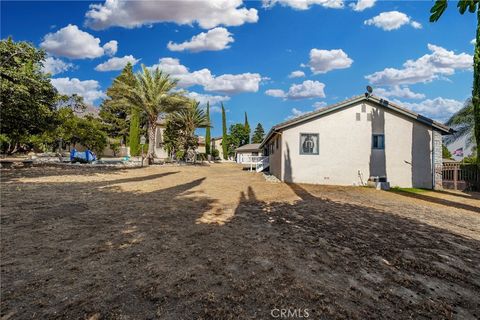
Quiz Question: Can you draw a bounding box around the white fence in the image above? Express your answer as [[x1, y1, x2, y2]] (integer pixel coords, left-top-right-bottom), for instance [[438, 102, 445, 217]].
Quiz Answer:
[[236, 155, 269, 172]]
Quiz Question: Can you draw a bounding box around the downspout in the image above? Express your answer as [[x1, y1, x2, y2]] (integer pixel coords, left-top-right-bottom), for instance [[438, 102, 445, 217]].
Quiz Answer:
[[432, 130, 435, 190]]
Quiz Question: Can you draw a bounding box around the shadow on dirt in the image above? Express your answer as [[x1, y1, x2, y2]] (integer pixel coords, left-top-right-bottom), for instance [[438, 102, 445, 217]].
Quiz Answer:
[[1, 168, 479, 319], [390, 189, 480, 213]]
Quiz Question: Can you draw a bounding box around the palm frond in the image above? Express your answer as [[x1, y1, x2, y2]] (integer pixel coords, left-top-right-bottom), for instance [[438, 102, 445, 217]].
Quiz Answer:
[[430, 0, 448, 22]]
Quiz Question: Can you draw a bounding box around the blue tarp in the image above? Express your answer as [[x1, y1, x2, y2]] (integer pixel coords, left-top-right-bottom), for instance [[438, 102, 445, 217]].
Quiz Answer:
[[70, 148, 96, 163]]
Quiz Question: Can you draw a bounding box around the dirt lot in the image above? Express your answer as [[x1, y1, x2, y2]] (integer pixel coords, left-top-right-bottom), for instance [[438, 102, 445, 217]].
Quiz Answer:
[[1, 163, 479, 319]]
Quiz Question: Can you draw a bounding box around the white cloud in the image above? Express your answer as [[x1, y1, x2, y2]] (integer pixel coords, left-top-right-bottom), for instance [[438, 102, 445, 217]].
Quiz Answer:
[[41, 57, 73, 75], [265, 89, 287, 98], [288, 70, 305, 78], [471, 38, 477, 45], [410, 21, 422, 29], [167, 27, 234, 52], [150, 57, 262, 94], [393, 97, 463, 122], [266, 80, 326, 100], [349, 0, 375, 11], [95, 55, 139, 71], [307, 48, 353, 74], [291, 108, 307, 116], [285, 107, 312, 120], [364, 11, 421, 31], [313, 101, 327, 109], [375, 86, 425, 99], [85, 0, 258, 30], [263, 0, 344, 10], [51, 77, 106, 105], [103, 40, 118, 56], [204, 73, 262, 94], [186, 91, 230, 106], [287, 80, 326, 99], [365, 44, 473, 85], [40, 24, 117, 59]]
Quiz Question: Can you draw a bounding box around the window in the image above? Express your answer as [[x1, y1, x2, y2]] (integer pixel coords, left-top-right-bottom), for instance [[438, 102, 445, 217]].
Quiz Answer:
[[356, 113, 361, 121], [276, 137, 279, 149], [372, 134, 385, 149], [299, 133, 319, 155]]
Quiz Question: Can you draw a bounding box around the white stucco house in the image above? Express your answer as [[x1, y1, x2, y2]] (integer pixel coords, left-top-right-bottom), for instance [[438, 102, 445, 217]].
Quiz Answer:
[[259, 95, 453, 189]]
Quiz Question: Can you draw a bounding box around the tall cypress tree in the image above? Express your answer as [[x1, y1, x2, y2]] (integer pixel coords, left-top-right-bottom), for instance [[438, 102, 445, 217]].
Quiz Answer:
[[129, 108, 141, 156], [205, 102, 211, 155], [221, 103, 228, 160], [244, 111, 250, 144]]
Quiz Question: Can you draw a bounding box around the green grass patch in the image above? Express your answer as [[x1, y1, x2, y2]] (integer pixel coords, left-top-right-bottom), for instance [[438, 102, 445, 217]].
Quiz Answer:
[[390, 187, 429, 194]]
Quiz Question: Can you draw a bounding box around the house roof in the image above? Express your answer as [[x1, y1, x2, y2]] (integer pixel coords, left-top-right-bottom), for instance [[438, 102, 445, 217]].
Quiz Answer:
[[260, 95, 453, 148], [235, 143, 261, 152]]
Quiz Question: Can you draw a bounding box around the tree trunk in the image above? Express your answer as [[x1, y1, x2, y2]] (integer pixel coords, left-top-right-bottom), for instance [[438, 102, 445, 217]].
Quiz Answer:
[[474, 9, 480, 163], [146, 119, 157, 164]]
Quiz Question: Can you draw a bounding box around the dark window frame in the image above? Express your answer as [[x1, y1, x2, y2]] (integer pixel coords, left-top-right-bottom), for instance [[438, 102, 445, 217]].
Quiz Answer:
[[299, 133, 319, 155], [372, 134, 385, 150]]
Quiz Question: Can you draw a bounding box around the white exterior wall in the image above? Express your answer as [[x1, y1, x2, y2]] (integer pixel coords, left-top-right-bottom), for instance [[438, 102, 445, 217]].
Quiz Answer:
[[154, 126, 169, 159], [274, 101, 434, 188], [212, 138, 224, 159], [267, 134, 283, 179]]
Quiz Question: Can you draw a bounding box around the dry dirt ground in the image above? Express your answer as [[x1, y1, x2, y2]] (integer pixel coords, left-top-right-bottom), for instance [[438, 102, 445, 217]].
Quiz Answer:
[[1, 163, 479, 319]]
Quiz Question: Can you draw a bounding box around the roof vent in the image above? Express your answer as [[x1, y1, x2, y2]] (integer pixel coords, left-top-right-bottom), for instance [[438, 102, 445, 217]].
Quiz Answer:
[[379, 98, 389, 106]]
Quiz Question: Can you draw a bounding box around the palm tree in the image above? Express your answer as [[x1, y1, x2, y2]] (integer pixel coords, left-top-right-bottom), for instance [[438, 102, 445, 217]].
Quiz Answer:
[[115, 64, 186, 163], [170, 100, 210, 160], [430, 0, 479, 161], [445, 98, 475, 146]]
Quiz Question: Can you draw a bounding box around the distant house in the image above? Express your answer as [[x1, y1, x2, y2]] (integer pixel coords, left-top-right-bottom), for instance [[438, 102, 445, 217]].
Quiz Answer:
[[235, 143, 262, 163], [260, 95, 452, 189], [211, 137, 224, 159]]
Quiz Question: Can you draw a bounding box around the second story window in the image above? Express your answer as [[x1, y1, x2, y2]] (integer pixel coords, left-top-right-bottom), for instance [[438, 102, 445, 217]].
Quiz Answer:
[[372, 134, 385, 149]]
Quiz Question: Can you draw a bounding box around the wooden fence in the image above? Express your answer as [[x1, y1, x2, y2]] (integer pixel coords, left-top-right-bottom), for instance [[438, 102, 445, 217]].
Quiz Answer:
[[442, 162, 480, 191]]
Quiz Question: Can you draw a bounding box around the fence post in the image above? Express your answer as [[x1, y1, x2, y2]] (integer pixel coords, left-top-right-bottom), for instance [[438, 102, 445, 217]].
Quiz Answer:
[[453, 164, 458, 190]]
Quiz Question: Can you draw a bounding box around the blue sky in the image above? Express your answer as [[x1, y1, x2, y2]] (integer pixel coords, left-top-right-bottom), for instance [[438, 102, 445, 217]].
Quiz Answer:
[[1, 0, 476, 136]]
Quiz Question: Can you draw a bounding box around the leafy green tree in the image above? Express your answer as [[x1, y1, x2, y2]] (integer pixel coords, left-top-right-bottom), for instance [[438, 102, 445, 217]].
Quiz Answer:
[[442, 144, 452, 159], [430, 0, 479, 162], [244, 111, 250, 144], [110, 140, 121, 157], [205, 102, 211, 155], [114, 65, 186, 163], [252, 123, 265, 143], [0, 38, 58, 154], [74, 116, 108, 155], [226, 123, 250, 157], [100, 62, 137, 142], [163, 117, 183, 158], [221, 103, 228, 160], [170, 100, 209, 160], [129, 108, 141, 156], [41, 107, 108, 155]]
